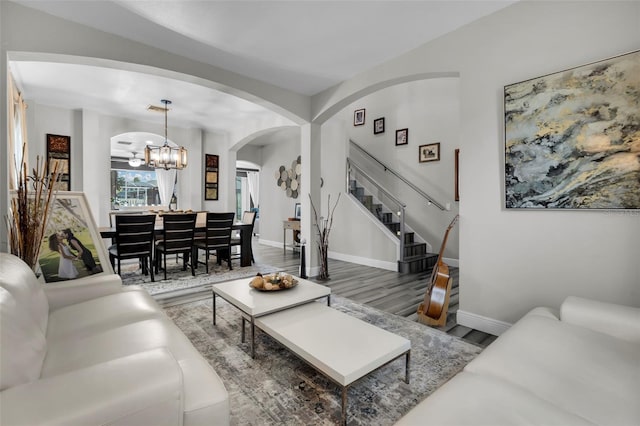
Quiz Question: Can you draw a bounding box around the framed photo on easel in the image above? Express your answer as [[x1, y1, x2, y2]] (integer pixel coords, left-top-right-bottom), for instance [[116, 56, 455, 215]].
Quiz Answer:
[[34, 191, 112, 282]]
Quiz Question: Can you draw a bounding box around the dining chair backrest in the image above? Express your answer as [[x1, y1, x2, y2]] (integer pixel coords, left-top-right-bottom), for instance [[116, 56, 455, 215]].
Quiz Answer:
[[160, 213, 197, 254], [114, 214, 156, 259], [241, 211, 256, 226], [203, 212, 235, 249]]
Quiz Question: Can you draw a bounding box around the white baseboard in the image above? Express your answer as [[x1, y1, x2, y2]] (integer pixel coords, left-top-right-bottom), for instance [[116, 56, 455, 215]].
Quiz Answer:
[[328, 250, 397, 271], [456, 310, 511, 336], [259, 239, 455, 273], [259, 238, 286, 250], [443, 257, 459, 268]]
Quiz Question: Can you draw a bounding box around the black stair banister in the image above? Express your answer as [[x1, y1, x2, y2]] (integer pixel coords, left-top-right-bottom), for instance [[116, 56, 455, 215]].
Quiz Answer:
[[346, 158, 407, 264], [350, 139, 447, 211], [347, 157, 440, 274]]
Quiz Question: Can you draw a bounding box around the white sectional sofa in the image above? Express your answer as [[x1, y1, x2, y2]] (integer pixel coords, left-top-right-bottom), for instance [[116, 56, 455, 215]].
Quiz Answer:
[[0, 252, 229, 426], [396, 296, 640, 426]]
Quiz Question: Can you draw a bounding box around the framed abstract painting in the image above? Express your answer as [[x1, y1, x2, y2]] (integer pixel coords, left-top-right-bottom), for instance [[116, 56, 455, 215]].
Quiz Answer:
[[504, 50, 640, 209]]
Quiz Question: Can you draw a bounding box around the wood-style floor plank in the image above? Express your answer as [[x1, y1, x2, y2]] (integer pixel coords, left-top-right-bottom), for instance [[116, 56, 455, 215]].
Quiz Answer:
[[253, 240, 494, 348]]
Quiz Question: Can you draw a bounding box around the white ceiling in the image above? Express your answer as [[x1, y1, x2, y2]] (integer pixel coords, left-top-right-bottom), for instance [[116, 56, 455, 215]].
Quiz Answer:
[[10, 0, 516, 151]]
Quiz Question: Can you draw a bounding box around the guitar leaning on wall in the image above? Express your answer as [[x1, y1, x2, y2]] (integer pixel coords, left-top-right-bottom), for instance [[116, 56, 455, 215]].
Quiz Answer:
[[418, 215, 459, 326]]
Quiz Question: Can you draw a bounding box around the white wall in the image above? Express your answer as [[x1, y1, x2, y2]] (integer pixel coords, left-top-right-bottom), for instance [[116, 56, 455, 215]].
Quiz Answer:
[[0, 1, 309, 250], [27, 103, 212, 226], [322, 78, 461, 267], [257, 133, 302, 248], [313, 0, 640, 332]]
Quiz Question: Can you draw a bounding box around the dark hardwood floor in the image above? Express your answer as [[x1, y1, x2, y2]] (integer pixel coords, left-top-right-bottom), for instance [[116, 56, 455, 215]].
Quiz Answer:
[[252, 240, 497, 349]]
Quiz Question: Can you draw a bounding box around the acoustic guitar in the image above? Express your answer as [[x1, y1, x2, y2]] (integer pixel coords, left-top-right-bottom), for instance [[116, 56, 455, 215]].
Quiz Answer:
[[422, 215, 459, 320]]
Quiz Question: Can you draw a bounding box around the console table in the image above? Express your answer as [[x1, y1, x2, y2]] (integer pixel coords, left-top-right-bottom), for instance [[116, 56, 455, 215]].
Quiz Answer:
[[282, 220, 301, 253]]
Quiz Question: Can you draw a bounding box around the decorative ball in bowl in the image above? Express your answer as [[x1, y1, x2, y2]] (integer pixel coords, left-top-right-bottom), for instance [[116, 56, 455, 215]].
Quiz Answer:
[[249, 273, 298, 291]]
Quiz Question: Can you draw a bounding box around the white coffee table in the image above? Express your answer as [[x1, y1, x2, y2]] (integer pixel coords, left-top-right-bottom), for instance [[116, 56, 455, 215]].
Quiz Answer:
[[255, 301, 411, 424], [212, 276, 331, 358]]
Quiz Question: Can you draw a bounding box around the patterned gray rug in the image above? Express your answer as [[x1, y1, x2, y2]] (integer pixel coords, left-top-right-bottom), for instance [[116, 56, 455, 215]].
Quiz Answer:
[[164, 295, 481, 425], [119, 257, 281, 297]]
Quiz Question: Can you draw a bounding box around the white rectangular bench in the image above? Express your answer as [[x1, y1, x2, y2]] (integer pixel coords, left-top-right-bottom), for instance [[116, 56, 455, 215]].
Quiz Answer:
[[255, 301, 411, 424]]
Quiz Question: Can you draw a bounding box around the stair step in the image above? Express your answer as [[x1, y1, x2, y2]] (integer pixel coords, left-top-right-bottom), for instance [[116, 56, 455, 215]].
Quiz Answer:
[[403, 243, 427, 257], [398, 253, 438, 273], [403, 232, 415, 244], [384, 222, 400, 233], [361, 195, 373, 209]]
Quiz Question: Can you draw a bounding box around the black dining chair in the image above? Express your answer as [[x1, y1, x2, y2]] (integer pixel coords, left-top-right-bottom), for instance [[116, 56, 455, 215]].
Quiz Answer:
[[155, 212, 197, 280], [194, 212, 235, 273], [108, 214, 156, 281], [230, 210, 256, 264]]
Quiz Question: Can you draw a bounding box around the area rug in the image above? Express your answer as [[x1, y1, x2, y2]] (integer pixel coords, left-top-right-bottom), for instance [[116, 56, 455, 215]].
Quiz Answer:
[[164, 295, 481, 425], [119, 257, 281, 297]]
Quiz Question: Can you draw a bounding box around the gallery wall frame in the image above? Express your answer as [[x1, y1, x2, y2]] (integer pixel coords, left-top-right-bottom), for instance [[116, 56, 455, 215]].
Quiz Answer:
[[354, 108, 365, 126], [504, 50, 640, 209], [46, 134, 70, 191], [204, 154, 219, 200], [395, 128, 408, 146], [419, 143, 440, 163], [374, 117, 385, 134], [34, 191, 112, 283]]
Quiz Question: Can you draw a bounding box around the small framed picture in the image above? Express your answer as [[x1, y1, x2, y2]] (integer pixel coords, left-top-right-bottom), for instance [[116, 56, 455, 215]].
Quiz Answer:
[[395, 128, 408, 146], [373, 117, 385, 134], [354, 108, 365, 126], [419, 143, 441, 162]]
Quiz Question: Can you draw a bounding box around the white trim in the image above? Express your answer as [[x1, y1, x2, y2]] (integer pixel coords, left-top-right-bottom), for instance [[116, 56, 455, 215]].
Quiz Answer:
[[456, 310, 511, 336], [347, 194, 399, 242], [259, 238, 296, 251], [327, 250, 397, 272], [442, 257, 459, 268]]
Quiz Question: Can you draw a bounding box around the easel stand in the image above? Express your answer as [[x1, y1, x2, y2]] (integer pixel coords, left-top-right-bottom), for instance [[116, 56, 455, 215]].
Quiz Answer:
[[417, 277, 452, 327]]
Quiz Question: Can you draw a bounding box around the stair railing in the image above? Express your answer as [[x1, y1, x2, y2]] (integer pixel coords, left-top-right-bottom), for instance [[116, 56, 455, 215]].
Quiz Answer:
[[346, 158, 407, 261], [350, 139, 446, 211]]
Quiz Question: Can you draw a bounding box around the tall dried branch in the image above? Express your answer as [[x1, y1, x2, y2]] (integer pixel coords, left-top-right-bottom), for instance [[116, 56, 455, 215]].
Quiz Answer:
[[6, 145, 60, 272]]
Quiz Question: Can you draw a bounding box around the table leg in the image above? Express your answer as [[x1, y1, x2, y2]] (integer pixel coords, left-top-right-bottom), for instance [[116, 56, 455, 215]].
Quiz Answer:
[[240, 229, 251, 267], [283, 228, 286, 254], [241, 317, 246, 343], [251, 317, 256, 359], [405, 351, 411, 384], [341, 386, 348, 425], [212, 293, 217, 326]]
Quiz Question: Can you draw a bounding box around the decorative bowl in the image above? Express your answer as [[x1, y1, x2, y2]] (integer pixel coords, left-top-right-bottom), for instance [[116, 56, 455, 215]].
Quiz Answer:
[[249, 273, 298, 291]]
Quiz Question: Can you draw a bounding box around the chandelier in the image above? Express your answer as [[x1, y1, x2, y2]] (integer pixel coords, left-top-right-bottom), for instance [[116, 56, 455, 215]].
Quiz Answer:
[[144, 99, 188, 170]]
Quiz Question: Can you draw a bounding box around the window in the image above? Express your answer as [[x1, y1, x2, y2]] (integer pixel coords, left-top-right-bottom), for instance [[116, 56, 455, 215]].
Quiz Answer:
[[110, 168, 161, 207]]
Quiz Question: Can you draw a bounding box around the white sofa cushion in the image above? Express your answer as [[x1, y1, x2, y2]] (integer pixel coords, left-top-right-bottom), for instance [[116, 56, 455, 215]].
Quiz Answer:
[[0, 288, 47, 390], [395, 371, 596, 426], [464, 310, 640, 426], [561, 296, 640, 342], [0, 253, 49, 333], [46, 288, 162, 341], [42, 318, 229, 423], [1, 348, 184, 426]]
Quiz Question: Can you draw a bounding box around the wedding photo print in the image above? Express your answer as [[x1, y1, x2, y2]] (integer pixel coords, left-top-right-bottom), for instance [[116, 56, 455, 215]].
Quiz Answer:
[[37, 192, 108, 282]]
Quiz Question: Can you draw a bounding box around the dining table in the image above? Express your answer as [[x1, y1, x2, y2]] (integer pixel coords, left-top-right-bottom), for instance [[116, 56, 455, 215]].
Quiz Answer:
[[99, 222, 254, 267]]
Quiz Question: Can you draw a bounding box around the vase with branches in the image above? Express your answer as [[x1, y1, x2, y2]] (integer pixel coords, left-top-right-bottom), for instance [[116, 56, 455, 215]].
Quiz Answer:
[[6, 146, 60, 272], [309, 193, 340, 280]]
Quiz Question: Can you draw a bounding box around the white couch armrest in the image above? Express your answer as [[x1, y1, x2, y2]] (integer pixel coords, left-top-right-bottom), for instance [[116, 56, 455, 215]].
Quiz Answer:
[[560, 296, 640, 342], [0, 348, 184, 426], [44, 273, 123, 311]]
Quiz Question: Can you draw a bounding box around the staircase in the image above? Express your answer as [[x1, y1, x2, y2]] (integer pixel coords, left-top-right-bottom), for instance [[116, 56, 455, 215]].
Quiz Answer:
[[349, 180, 438, 273]]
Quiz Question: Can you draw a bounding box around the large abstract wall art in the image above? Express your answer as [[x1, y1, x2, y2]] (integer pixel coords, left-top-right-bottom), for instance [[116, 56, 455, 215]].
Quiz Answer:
[[504, 50, 640, 209]]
